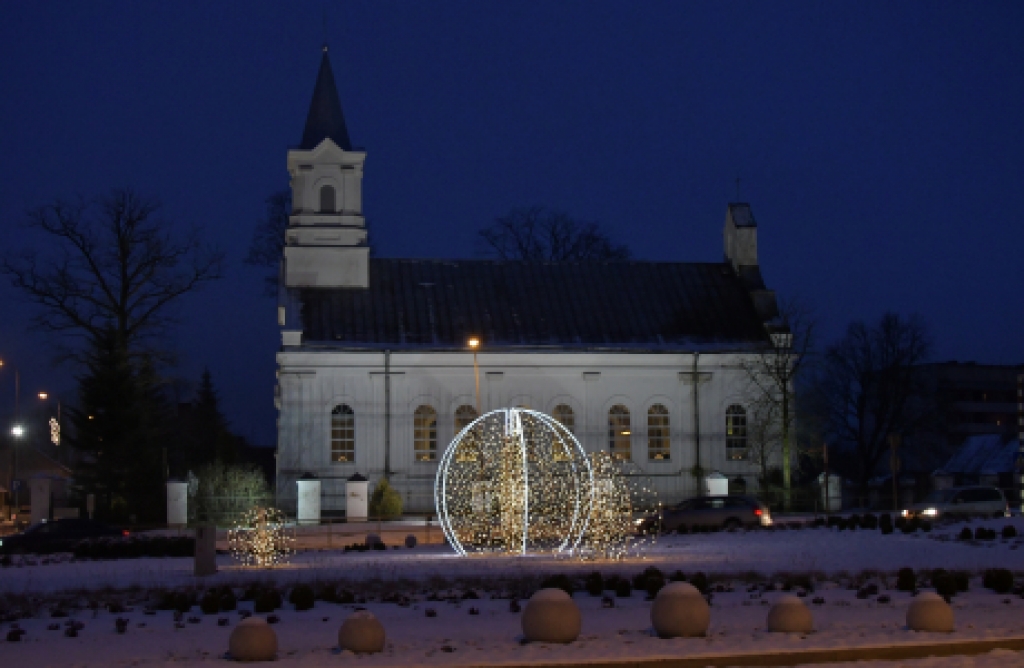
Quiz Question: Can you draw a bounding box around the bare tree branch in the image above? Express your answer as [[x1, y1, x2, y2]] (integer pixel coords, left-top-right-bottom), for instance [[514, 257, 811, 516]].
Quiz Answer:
[[478, 207, 631, 261]]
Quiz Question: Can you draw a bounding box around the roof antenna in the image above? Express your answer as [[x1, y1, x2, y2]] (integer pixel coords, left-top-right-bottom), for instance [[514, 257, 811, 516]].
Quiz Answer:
[[322, 4, 329, 52]]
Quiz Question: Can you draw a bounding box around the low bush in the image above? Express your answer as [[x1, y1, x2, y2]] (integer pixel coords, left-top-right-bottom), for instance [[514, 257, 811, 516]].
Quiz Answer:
[[645, 573, 666, 598], [931, 570, 957, 599], [1002, 525, 1018, 539], [632, 566, 664, 592], [894, 517, 907, 531], [540, 573, 574, 596], [668, 570, 686, 582], [603, 574, 621, 591], [982, 568, 1014, 594], [848, 514, 861, 530], [952, 571, 970, 593], [289, 585, 315, 611], [219, 589, 237, 611], [688, 572, 709, 594], [861, 513, 878, 530], [200, 591, 220, 614], [614, 579, 632, 597], [584, 572, 604, 597], [254, 589, 282, 613], [896, 567, 916, 592], [958, 527, 973, 541], [879, 514, 894, 535]]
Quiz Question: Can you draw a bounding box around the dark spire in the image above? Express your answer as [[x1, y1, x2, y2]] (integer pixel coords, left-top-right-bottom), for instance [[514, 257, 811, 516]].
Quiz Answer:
[[299, 46, 353, 151]]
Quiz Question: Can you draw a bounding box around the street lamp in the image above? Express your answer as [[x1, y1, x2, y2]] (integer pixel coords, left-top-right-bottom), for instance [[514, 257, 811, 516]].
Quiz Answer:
[[468, 337, 481, 414]]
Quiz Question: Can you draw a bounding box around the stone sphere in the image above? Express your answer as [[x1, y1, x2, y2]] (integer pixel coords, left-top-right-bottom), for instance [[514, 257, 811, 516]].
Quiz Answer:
[[766, 595, 814, 633], [651, 582, 710, 638], [906, 592, 954, 633], [404, 534, 418, 548], [522, 588, 581, 643], [365, 533, 382, 547], [338, 610, 386, 654], [229, 617, 278, 662]]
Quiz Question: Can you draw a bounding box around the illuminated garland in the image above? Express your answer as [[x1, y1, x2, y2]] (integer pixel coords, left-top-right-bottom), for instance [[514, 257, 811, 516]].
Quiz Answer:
[[435, 408, 658, 559], [228, 506, 294, 567]]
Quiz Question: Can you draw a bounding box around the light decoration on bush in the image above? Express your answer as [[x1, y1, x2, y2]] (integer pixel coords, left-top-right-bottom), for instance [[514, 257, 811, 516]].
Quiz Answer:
[[579, 450, 658, 560], [228, 507, 293, 567], [435, 407, 657, 559]]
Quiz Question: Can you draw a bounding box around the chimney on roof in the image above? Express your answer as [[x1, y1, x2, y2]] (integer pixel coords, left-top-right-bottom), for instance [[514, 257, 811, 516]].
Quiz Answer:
[[723, 203, 757, 271]]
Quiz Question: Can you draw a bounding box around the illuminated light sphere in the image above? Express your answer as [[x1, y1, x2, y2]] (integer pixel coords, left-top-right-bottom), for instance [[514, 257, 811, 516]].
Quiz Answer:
[[578, 450, 659, 560], [228, 506, 294, 568], [435, 408, 593, 556]]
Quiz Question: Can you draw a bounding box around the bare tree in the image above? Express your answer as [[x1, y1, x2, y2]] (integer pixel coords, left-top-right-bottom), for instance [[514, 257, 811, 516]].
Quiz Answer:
[[741, 297, 816, 507], [816, 312, 933, 495], [245, 189, 291, 295], [478, 207, 631, 261], [2, 188, 224, 361], [744, 394, 782, 486]]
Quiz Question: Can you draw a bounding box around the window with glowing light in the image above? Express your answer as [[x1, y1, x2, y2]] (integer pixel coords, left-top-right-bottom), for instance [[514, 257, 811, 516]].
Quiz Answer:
[[726, 404, 748, 460], [319, 185, 336, 213], [608, 404, 631, 461], [414, 405, 438, 461], [453, 404, 478, 462], [647, 404, 670, 460], [331, 404, 355, 463]]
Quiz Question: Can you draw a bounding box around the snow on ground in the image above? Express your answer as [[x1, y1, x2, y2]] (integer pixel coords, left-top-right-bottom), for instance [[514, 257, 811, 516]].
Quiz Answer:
[[2, 516, 1024, 666]]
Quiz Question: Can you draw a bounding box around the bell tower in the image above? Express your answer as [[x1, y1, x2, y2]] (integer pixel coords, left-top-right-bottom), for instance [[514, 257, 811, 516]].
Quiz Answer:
[[283, 46, 369, 289]]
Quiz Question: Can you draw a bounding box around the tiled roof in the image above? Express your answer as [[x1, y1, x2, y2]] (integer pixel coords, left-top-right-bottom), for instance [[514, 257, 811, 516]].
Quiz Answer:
[[296, 259, 772, 350]]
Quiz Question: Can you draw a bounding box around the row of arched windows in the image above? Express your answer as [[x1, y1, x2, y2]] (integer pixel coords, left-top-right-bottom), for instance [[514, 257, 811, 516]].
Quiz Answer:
[[329, 403, 749, 464]]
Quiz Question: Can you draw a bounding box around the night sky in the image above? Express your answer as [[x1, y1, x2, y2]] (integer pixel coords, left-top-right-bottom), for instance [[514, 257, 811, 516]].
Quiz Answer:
[[2, 2, 1022, 447]]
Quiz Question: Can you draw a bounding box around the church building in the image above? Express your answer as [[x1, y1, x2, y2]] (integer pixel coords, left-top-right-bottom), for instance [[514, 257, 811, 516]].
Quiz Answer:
[[275, 48, 786, 514]]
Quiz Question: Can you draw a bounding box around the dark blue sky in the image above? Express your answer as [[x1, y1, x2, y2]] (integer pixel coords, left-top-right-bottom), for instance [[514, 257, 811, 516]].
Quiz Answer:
[[2, 2, 1022, 446]]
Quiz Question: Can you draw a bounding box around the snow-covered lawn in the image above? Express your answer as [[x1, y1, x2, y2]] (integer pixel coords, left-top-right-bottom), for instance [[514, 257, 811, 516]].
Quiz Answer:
[[2, 516, 1024, 666]]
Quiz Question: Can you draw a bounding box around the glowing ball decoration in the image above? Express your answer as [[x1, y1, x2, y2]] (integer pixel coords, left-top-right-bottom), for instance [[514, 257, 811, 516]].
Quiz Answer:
[[228, 507, 294, 567], [435, 408, 594, 556], [579, 451, 658, 560]]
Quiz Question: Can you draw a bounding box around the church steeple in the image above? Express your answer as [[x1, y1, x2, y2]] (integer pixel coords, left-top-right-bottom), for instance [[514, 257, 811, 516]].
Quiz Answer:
[[299, 46, 353, 151]]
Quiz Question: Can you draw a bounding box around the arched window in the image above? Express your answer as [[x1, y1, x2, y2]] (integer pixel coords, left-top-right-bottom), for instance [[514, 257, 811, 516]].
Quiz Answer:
[[726, 405, 748, 460], [414, 405, 438, 462], [551, 404, 575, 461], [331, 404, 354, 462], [608, 405, 631, 461], [647, 404, 670, 461], [453, 404, 478, 462], [319, 185, 336, 213]]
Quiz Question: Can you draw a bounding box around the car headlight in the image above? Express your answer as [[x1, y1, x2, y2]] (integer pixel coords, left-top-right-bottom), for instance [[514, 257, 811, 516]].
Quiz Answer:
[[634, 518, 646, 526], [922, 508, 938, 517], [901, 510, 909, 517]]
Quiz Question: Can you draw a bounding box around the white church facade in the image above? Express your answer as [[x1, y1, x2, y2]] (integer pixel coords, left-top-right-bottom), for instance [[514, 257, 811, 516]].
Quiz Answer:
[[275, 49, 787, 514]]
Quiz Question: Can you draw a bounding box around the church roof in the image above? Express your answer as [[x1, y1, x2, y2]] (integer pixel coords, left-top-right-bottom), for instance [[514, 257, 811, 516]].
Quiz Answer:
[[299, 48, 353, 151], [296, 259, 773, 350]]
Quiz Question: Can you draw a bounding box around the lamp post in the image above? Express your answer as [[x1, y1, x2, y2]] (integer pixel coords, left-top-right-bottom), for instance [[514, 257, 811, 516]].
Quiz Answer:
[[468, 337, 481, 414], [1, 360, 23, 514]]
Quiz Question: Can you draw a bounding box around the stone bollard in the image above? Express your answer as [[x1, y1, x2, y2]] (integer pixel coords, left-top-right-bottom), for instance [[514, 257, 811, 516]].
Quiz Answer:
[[229, 617, 278, 662], [651, 582, 710, 638], [338, 610, 386, 653], [906, 592, 954, 633], [194, 524, 218, 577], [766, 595, 814, 633], [522, 588, 581, 643]]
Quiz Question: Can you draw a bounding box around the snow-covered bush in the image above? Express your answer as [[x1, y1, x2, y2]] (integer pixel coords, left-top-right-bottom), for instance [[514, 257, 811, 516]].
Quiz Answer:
[[1002, 525, 1017, 539], [958, 527, 973, 541], [289, 585, 315, 611], [982, 568, 1013, 594], [540, 573, 574, 596], [584, 572, 603, 596], [896, 567, 916, 592]]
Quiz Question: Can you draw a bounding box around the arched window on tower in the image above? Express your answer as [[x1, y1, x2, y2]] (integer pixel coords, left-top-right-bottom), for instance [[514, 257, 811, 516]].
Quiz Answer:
[[414, 405, 438, 462], [647, 404, 670, 461], [608, 405, 631, 461], [319, 185, 336, 213], [726, 405, 748, 460], [331, 404, 355, 462]]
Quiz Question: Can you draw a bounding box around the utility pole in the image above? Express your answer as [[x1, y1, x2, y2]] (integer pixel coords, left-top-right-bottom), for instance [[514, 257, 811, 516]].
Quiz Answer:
[[468, 338, 481, 414], [1017, 372, 1022, 514], [823, 441, 831, 517], [888, 433, 901, 515]]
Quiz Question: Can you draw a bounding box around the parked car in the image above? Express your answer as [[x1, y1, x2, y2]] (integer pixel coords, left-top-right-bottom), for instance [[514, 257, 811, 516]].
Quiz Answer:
[[638, 495, 772, 532], [902, 486, 1009, 520], [0, 518, 126, 554]]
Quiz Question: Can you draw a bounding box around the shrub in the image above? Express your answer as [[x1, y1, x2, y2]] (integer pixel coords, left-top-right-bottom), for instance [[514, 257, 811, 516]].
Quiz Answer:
[[219, 589, 237, 611], [920, 521, 932, 533], [200, 591, 220, 615], [896, 567, 916, 592], [879, 513, 893, 534], [952, 571, 970, 593], [668, 570, 686, 582], [369, 478, 403, 520], [958, 527, 973, 541], [688, 572, 709, 594], [848, 514, 861, 530], [289, 585, 315, 611], [584, 572, 604, 597], [812, 518, 826, 528], [676, 525, 689, 535], [861, 513, 878, 530], [931, 570, 957, 599], [1002, 525, 1018, 539], [645, 573, 666, 598], [405, 534, 418, 548], [254, 589, 281, 613], [982, 568, 1014, 594], [615, 579, 632, 597], [894, 516, 907, 530], [632, 566, 663, 591], [540, 574, 574, 596]]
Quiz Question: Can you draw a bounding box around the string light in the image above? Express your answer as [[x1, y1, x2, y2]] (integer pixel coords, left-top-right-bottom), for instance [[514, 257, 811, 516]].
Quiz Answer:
[[434, 408, 658, 560], [228, 506, 294, 567]]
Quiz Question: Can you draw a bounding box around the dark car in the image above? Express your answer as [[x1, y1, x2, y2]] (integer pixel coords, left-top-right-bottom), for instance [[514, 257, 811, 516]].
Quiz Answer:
[[0, 519, 126, 554], [639, 495, 772, 532]]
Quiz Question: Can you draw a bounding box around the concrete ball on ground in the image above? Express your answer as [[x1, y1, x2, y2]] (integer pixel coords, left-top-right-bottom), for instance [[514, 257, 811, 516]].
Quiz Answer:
[[766, 595, 814, 633], [364, 533, 382, 547], [338, 610, 386, 653], [522, 588, 581, 643], [229, 617, 278, 662], [404, 534, 418, 548], [651, 582, 710, 638], [906, 592, 954, 633]]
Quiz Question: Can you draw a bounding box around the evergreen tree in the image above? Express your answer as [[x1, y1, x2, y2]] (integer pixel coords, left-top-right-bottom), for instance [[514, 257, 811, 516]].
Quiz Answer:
[[68, 329, 167, 522], [192, 368, 237, 465]]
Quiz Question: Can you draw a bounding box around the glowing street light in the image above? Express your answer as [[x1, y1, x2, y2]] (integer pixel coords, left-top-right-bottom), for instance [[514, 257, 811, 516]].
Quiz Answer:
[[468, 337, 481, 413], [11, 425, 24, 438]]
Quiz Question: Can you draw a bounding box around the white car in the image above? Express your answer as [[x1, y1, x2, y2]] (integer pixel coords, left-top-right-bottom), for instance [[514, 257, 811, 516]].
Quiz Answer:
[[902, 486, 1009, 520]]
